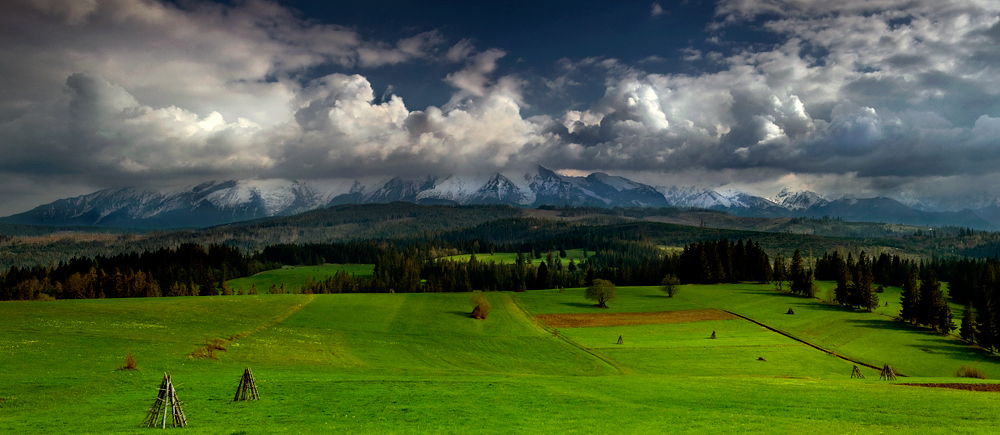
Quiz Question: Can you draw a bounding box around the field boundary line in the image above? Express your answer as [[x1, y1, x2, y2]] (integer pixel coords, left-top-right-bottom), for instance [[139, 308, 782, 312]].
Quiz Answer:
[[190, 294, 315, 358], [233, 294, 316, 340], [505, 294, 628, 375], [722, 310, 900, 376]]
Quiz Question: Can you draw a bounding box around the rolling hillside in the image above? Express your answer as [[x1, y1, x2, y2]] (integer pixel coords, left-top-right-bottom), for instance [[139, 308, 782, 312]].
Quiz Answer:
[[2, 284, 999, 433]]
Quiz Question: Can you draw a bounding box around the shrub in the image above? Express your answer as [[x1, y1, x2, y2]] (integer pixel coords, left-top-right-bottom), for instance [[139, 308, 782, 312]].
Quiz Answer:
[[117, 352, 137, 371], [956, 365, 988, 379], [207, 338, 228, 351], [191, 338, 228, 359], [471, 293, 491, 320]]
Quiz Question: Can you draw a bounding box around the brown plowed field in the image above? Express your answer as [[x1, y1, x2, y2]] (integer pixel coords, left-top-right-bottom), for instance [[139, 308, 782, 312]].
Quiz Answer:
[[900, 383, 1000, 392], [535, 309, 736, 328]]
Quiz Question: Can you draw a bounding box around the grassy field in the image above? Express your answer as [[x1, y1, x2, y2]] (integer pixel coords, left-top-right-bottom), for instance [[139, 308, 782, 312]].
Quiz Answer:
[[2, 283, 1000, 433], [227, 264, 374, 294], [441, 249, 588, 265]]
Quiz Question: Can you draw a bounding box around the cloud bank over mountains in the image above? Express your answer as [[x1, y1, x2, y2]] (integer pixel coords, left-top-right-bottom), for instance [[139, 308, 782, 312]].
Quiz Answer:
[[1, 0, 999, 215]]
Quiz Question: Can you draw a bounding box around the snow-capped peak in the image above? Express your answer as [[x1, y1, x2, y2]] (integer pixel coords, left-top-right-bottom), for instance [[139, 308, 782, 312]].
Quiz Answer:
[[772, 188, 828, 211]]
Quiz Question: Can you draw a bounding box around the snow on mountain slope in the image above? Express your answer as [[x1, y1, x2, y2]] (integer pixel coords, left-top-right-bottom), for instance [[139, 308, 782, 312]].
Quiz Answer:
[[8, 166, 995, 229], [658, 186, 734, 208], [468, 174, 532, 205], [772, 188, 828, 211]]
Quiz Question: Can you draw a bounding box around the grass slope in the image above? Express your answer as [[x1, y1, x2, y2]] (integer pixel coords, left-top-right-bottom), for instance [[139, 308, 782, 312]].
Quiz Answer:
[[2, 285, 1000, 433], [441, 249, 588, 265], [227, 264, 374, 294]]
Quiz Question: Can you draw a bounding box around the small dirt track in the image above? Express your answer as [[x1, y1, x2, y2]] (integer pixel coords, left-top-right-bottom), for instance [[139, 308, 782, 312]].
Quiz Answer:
[[535, 309, 736, 328]]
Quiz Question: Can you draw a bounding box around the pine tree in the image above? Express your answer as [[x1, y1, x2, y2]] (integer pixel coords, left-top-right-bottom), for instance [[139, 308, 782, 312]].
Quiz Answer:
[[855, 253, 876, 311], [790, 250, 811, 296], [772, 254, 786, 291], [899, 269, 920, 323], [835, 262, 852, 306], [199, 270, 217, 296], [960, 302, 977, 342], [918, 271, 952, 331], [535, 262, 550, 290]]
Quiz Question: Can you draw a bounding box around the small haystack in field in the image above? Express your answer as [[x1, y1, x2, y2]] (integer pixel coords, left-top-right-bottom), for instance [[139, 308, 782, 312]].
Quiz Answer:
[[616, 335, 624, 344], [786, 308, 795, 315]]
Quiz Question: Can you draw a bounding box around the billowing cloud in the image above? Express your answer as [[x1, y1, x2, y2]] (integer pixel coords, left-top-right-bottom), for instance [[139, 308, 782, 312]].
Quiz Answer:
[[2, 0, 1000, 214], [528, 0, 1000, 207]]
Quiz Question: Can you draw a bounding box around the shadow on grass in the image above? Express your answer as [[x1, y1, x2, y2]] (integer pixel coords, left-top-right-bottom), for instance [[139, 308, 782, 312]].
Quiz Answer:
[[844, 318, 922, 333], [562, 302, 597, 309], [789, 301, 847, 312], [448, 310, 472, 318], [903, 336, 1000, 361]]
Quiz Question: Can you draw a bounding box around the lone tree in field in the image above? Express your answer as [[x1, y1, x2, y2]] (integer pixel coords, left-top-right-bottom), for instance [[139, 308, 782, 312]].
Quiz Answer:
[[661, 274, 680, 298], [586, 279, 616, 308]]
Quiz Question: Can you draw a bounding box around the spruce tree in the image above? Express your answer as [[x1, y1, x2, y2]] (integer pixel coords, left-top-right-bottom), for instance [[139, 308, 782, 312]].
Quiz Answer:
[[919, 271, 952, 331], [772, 254, 786, 291], [960, 302, 977, 342], [899, 269, 920, 323], [855, 254, 876, 311], [790, 250, 808, 295], [975, 294, 996, 351], [835, 262, 852, 307], [535, 262, 550, 290]]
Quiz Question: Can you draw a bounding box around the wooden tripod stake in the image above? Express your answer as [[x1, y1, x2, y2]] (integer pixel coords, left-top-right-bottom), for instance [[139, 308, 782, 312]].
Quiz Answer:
[[234, 367, 260, 401], [851, 365, 865, 379], [141, 373, 187, 428]]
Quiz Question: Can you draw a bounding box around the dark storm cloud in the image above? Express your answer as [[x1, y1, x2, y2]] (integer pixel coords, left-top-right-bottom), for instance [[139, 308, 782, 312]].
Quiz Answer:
[[1, 0, 1000, 214]]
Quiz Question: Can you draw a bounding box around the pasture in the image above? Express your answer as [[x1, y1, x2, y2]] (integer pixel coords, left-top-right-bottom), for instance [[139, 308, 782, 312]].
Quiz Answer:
[[227, 264, 374, 294], [440, 248, 588, 265], [2, 283, 1000, 433]]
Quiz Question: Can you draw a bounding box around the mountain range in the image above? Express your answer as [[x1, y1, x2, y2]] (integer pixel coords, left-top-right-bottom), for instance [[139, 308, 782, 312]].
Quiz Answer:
[[2, 166, 997, 230]]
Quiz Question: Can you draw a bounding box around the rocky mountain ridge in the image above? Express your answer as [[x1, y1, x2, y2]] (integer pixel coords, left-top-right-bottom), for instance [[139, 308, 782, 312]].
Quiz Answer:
[[3, 166, 996, 229]]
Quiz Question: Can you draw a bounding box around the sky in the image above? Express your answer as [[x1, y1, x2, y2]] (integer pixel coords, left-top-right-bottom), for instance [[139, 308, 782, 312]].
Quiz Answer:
[[1, 0, 1000, 215]]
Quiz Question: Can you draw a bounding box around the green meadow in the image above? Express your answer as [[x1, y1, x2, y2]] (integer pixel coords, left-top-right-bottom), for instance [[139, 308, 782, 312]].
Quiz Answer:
[[441, 248, 588, 265], [2, 283, 1000, 433], [227, 264, 374, 294]]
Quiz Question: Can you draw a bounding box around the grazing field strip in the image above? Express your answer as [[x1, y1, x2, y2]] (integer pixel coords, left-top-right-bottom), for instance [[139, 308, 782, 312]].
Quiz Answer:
[[190, 294, 316, 358], [722, 309, 892, 374], [899, 383, 1000, 392], [508, 295, 628, 375], [535, 308, 736, 328]]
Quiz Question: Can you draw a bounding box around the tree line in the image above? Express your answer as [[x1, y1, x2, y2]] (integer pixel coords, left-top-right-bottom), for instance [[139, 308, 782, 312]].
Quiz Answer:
[[0, 244, 277, 301]]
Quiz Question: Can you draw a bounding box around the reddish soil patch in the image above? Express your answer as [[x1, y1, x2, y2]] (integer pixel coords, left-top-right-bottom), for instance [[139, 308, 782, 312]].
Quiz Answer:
[[899, 383, 1000, 392], [535, 309, 736, 328]]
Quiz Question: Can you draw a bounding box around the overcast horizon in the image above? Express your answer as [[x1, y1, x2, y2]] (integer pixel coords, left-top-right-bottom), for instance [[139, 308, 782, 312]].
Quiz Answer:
[[2, 0, 1000, 215]]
